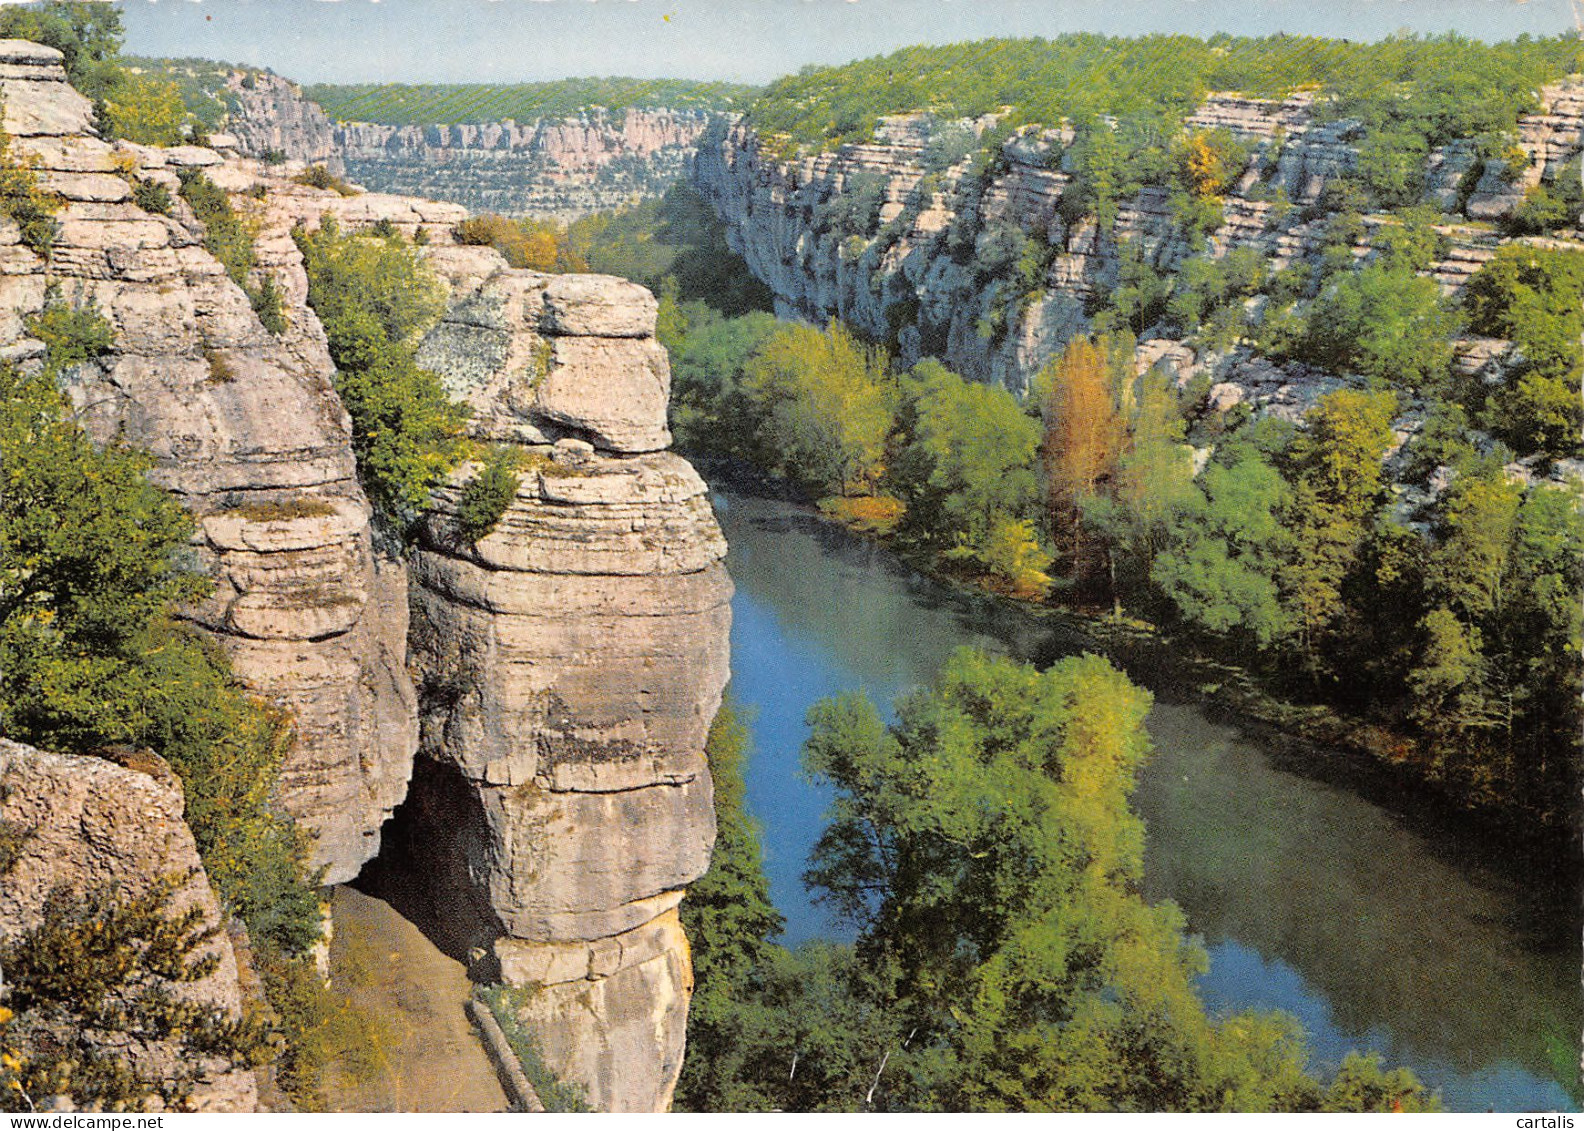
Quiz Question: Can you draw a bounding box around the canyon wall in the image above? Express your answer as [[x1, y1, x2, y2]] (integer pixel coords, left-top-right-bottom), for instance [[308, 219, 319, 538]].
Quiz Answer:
[[219, 76, 711, 220], [2, 42, 727, 1111], [333, 110, 711, 220], [692, 85, 1584, 398], [221, 71, 342, 174], [0, 40, 420, 886]]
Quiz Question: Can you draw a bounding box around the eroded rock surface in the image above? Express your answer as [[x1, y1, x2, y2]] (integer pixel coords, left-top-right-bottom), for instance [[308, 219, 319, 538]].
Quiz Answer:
[[0, 41, 417, 883], [693, 82, 1584, 395], [387, 249, 728, 1112], [0, 739, 259, 1111]]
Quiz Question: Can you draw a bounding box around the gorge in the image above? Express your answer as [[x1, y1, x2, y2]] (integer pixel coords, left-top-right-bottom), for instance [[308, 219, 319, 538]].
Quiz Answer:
[[4, 17, 1582, 1114], [0, 40, 726, 1112]]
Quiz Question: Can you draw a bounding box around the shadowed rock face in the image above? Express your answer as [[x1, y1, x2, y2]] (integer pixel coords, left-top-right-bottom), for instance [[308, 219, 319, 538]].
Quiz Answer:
[[0, 40, 418, 884], [389, 249, 729, 1113], [0, 739, 258, 1111]]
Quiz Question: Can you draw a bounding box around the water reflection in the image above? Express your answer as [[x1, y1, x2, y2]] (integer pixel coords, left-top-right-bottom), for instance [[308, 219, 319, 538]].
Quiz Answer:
[[714, 489, 1578, 1112]]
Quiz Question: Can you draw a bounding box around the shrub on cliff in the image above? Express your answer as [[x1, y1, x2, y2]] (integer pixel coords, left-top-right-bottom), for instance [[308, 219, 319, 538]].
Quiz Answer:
[[0, 130, 61, 258], [0, 362, 320, 950], [177, 169, 288, 335], [454, 446, 521, 544], [292, 164, 356, 197], [100, 71, 188, 147], [0, 875, 274, 1112], [294, 216, 468, 524], [454, 213, 585, 273]]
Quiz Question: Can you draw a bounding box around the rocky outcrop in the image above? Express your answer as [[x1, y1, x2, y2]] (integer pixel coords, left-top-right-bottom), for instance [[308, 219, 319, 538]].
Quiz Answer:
[[0, 739, 258, 1111], [222, 71, 342, 173], [3, 43, 730, 1111], [1466, 80, 1584, 220], [367, 252, 729, 1113], [0, 41, 416, 884], [693, 83, 1584, 395], [315, 109, 711, 221]]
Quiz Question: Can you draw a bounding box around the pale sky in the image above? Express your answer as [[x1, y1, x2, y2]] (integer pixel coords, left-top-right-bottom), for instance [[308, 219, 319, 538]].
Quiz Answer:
[[114, 0, 1581, 85]]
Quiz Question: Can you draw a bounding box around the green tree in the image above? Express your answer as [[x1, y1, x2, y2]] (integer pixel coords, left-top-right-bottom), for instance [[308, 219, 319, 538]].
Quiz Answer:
[[1280, 389, 1397, 678], [1464, 244, 1584, 459], [1302, 264, 1455, 392], [294, 217, 468, 521], [668, 311, 780, 457], [1084, 368, 1201, 602], [743, 321, 893, 497], [893, 360, 1044, 587], [675, 701, 786, 1111], [802, 648, 1431, 1112], [1151, 445, 1289, 647], [100, 72, 188, 146]]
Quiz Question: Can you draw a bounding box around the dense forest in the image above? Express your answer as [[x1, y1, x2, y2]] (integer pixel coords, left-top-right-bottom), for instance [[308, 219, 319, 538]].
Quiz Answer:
[[745, 33, 1584, 157], [303, 77, 757, 126]]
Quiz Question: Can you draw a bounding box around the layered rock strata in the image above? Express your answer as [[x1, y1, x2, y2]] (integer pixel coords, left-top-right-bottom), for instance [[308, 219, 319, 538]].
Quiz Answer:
[[693, 81, 1584, 395], [0, 41, 416, 883], [3, 43, 730, 1110], [219, 76, 713, 220], [0, 739, 258, 1111], [376, 251, 729, 1112], [222, 71, 342, 173], [331, 110, 711, 220]]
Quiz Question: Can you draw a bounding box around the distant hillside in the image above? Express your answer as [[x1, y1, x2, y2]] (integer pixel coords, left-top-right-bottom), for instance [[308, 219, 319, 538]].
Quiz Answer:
[[304, 77, 758, 126], [744, 33, 1584, 154]]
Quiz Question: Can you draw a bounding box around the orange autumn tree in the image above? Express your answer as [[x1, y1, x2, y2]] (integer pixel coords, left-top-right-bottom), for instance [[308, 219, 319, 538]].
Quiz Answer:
[[1039, 334, 1129, 580]]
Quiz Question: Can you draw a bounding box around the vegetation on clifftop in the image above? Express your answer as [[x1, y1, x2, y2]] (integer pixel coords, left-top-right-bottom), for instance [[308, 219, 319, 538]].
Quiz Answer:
[[293, 215, 469, 527], [744, 33, 1584, 158], [303, 77, 757, 126]]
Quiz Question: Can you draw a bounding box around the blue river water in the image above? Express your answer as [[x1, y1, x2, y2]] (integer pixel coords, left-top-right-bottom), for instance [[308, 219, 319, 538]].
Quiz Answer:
[[712, 489, 1579, 1113]]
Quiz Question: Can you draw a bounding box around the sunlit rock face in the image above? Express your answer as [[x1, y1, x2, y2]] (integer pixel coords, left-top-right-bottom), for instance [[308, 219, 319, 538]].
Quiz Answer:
[[0, 739, 260, 1111], [691, 81, 1584, 396], [0, 40, 417, 884], [392, 250, 729, 1113]]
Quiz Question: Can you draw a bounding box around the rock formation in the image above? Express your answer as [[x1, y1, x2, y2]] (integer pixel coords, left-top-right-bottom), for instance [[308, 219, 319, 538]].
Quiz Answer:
[[381, 251, 729, 1113], [219, 76, 713, 220], [329, 110, 710, 220], [221, 71, 342, 174], [692, 81, 1584, 395], [0, 739, 259, 1111], [2, 41, 729, 1111], [0, 38, 414, 883]]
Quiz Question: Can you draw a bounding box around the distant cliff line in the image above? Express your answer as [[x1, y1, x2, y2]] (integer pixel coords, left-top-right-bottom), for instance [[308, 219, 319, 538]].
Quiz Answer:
[[219, 71, 740, 220]]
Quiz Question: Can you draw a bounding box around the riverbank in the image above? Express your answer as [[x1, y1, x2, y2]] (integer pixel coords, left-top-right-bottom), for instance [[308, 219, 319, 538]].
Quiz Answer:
[[694, 455, 1575, 864]]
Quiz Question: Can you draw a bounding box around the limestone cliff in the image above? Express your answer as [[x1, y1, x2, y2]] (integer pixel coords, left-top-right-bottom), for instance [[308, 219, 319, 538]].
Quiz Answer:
[[386, 252, 729, 1113], [332, 110, 712, 220], [0, 40, 417, 884], [0, 739, 258, 1111], [221, 71, 342, 174], [219, 75, 712, 220], [2, 41, 729, 1112], [692, 82, 1584, 396]]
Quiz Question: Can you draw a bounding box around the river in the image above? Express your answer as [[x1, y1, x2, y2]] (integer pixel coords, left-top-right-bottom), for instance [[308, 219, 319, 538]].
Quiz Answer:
[[712, 488, 1579, 1113]]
